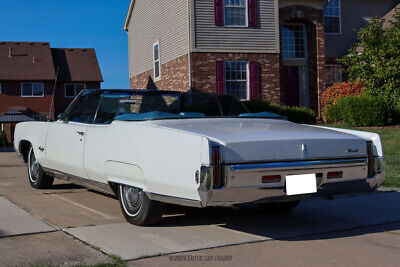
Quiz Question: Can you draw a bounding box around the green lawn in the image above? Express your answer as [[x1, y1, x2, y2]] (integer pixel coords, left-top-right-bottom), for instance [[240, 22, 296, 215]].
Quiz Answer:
[[324, 124, 400, 188]]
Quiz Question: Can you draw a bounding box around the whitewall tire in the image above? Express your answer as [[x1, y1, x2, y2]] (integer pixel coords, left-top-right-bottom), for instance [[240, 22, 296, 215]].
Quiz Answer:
[[118, 184, 163, 226], [27, 146, 54, 189]]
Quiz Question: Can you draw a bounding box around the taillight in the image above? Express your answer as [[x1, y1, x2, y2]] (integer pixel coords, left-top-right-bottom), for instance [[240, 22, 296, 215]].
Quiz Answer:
[[367, 141, 375, 178], [262, 175, 281, 183], [212, 146, 223, 188], [327, 171, 343, 179]]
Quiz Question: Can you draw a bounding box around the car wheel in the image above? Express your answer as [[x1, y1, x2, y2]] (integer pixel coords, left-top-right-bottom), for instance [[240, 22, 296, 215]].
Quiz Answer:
[[118, 184, 163, 226], [258, 200, 300, 213], [27, 146, 54, 189]]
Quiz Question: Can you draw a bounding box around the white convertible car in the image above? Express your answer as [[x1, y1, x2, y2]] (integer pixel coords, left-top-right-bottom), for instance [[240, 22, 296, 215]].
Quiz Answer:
[[14, 89, 385, 225]]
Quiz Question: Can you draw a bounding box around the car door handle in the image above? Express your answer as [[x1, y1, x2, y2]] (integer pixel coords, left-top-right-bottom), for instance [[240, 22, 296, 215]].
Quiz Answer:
[[76, 131, 85, 136]]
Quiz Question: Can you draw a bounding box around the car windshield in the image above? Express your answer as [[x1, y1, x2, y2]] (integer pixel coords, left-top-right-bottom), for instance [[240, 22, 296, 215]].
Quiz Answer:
[[65, 90, 283, 124]]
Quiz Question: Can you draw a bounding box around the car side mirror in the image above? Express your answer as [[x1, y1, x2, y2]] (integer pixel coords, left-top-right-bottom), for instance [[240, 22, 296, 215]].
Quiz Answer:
[[58, 113, 69, 122]]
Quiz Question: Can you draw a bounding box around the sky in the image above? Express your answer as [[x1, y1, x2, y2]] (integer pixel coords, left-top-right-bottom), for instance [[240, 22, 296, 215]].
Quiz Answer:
[[0, 0, 131, 89]]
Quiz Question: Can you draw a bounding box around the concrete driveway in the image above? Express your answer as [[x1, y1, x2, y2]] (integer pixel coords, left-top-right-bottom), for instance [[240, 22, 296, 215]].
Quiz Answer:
[[0, 152, 399, 266]]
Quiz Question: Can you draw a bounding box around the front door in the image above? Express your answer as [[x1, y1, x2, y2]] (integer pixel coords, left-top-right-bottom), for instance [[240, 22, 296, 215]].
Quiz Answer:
[[281, 24, 309, 108], [45, 91, 102, 179], [46, 122, 88, 178], [282, 66, 300, 106]]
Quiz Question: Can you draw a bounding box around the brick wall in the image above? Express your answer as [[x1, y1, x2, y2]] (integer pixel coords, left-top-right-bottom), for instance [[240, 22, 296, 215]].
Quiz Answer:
[[130, 54, 190, 91], [0, 81, 55, 118], [0, 81, 101, 120], [190, 52, 281, 103]]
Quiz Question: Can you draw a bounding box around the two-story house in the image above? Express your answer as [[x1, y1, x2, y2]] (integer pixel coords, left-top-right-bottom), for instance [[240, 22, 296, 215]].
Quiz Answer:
[[124, 0, 399, 116], [0, 41, 103, 143]]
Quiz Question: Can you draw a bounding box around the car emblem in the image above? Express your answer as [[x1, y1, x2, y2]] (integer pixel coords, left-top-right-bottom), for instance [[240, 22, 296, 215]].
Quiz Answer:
[[301, 144, 308, 159]]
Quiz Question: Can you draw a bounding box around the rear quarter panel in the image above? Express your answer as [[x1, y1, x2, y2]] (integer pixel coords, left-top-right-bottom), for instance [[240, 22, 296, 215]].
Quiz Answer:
[[311, 125, 383, 157], [104, 121, 210, 201]]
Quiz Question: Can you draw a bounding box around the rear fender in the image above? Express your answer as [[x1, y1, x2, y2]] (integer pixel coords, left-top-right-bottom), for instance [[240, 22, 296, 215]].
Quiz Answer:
[[311, 125, 383, 157], [105, 161, 147, 190]]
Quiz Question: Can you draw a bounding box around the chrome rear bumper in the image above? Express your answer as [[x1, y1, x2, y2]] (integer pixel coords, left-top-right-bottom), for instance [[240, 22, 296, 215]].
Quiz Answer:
[[198, 157, 385, 207]]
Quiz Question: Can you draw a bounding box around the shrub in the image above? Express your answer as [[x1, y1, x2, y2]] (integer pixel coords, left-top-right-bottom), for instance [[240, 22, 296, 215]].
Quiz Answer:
[[243, 100, 280, 114], [321, 82, 366, 107], [323, 104, 343, 123], [281, 106, 316, 124], [328, 95, 389, 127], [0, 130, 7, 148], [243, 100, 316, 124], [391, 98, 400, 123]]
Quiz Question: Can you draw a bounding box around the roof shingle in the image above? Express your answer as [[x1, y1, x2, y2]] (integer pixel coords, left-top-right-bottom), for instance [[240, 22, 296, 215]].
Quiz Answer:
[[51, 48, 103, 82], [0, 42, 56, 81], [0, 41, 103, 82]]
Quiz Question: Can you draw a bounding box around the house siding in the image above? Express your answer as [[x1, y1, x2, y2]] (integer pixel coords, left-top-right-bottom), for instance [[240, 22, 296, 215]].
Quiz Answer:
[[325, 0, 398, 60], [193, 0, 279, 52], [127, 0, 190, 78]]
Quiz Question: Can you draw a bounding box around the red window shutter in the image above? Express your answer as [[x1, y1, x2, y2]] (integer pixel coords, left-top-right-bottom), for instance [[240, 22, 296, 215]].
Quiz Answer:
[[248, 0, 257, 27], [249, 61, 260, 99], [216, 61, 225, 94], [215, 0, 224, 26]]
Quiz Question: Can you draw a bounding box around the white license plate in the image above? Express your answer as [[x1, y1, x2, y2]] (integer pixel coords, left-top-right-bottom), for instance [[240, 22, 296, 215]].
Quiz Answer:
[[286, 174, 317, 196]]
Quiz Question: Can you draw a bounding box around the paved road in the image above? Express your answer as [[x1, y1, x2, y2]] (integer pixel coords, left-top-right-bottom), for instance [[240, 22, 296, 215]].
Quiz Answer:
[[0, 152, 399, 266]]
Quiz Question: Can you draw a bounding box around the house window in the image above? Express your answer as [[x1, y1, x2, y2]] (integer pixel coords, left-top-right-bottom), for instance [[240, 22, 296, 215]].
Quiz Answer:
[[33, 115, 46, 121], [21, 82, 44, 97], [153, 43, 160, 80], [326, 65, 342, 86], [282, 24, 307, 59], [224, 0, 247, 26], [225, 61, 249, 100], [65, 83, 86, 98], [0, 83, 2, 94], [324, 0, 341, 34]]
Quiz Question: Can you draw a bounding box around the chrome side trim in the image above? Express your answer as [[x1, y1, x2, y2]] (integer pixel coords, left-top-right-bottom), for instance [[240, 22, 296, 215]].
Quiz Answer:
[[146, 192, 202, 208], [229, 158, 367, 171], [42, 167, 115, 195]]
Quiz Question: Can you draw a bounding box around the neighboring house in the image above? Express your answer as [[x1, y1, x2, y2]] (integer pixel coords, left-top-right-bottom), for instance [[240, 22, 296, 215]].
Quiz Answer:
[[124, 0, 399, 115], [0, 41, 103, 143]]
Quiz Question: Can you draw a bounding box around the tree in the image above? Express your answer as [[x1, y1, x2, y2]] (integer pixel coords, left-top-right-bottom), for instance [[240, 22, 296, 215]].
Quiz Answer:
[[339, 9, 400, 107]]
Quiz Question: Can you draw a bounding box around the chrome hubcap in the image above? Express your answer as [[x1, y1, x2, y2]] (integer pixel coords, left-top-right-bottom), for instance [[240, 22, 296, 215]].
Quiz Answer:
[[29, 149, 40, 183], [121, 186, 143, 216]]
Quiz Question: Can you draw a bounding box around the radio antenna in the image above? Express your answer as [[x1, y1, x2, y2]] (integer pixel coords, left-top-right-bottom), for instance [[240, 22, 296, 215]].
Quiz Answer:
[[48, 65, 59, 121]]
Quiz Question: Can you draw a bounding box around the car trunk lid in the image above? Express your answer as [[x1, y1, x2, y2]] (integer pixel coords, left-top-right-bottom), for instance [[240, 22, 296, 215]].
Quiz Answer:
[[146, 118, 367, 163]]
